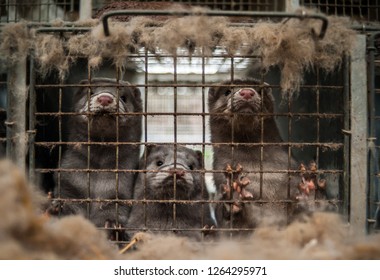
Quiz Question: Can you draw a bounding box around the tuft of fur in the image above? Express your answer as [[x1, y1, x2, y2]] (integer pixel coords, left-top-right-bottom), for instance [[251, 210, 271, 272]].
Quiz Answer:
[[34, 34, 70, 79], [0, 23, 32, 71], [151, 9, 227, 56], [127, 213, 380, 260], [0, 160, 118, 260]]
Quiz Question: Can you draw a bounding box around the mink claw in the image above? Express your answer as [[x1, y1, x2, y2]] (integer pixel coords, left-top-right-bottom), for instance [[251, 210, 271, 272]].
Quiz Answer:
[[202, 225, 217, 237], [240, 188, 254, 200], [44, 192, 61, 216], [317, 178, 327, 189], [222, 163, 254, 214], [309, 161, 317, 172], [296, 160, 329, 204], [232, 203, 243, 213], [104, 220, 127, 242], [221, 183, 231, 196]]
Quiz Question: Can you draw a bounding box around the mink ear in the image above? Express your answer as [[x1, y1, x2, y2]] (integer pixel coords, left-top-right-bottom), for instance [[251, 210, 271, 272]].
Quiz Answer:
[[78, 79, 90, 85], [73, 79, 91, 98], [208, 86, 216, 97], [132, 87, 143, 112], [132, 86, 141, 99], [139, 144, 157, 169], [143, 144, 156, 157]]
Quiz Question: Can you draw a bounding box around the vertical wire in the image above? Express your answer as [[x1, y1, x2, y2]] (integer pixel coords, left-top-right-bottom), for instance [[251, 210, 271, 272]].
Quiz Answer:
[[115, 67, 121, 242], [316, 67, 321, 205], [28, 56, 36, 184], [287, 76, 292, 223], [86, 63, 92, 219], [173, 55, 178, 232], [229, 56, 235, 237], [201, 47, 206, 240], [143, 48, 149, 231]]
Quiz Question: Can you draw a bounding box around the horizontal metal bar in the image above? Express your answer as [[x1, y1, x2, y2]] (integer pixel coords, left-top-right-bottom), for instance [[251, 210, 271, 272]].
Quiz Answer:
[[33, 83, 345, 89], [34, 141, 344, 148], [38, 168, 344, 174], [351, 24, 380, 32], [100, 10, 328, 39], [34, 112, 345, 118], [50, 197, 341, 204], [34, 27, 91, 33]]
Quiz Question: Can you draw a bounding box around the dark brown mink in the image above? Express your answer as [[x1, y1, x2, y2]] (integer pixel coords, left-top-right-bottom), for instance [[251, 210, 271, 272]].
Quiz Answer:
[[208, 78, 299, 234], [127, 145, 214, 241], [54, 78, 142, 241]]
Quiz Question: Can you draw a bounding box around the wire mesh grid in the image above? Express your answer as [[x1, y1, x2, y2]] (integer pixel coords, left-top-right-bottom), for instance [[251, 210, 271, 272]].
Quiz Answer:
[[25, 19, 349, 245], [301, 0, 380, 22], [0, 0, 285, 24], [0, 0, 78, 23]]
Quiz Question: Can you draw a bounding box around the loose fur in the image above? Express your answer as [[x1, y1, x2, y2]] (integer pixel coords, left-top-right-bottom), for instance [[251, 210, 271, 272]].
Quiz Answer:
[[0, 7, 356, 93], [1, 160, 379, 260]]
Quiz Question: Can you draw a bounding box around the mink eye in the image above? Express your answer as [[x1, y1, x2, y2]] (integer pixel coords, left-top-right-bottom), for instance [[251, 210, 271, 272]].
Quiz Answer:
[[120, 96, 127, 102], [188, 164, 194, 170], [224, 89, 232, 96], [156, 160, 164, 167]]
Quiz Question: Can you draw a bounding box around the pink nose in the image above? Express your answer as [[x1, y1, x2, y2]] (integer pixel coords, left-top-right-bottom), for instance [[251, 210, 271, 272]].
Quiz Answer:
[[97, 95, 113, 106], [169, 168, 186, 178], [239, 89, 256, 100]]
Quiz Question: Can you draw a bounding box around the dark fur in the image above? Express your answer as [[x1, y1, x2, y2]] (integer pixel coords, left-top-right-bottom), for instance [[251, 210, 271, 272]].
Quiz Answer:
[[54, 78, 142, 240], [128, 145, 213, 240], [208, 78, 298, 232]]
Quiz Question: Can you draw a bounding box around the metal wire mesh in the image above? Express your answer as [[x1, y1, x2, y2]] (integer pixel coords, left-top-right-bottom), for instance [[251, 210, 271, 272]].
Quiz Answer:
[[301, 0, 380, 22], [0, 0, 285, 23], [0, 0, 77, 23], [0, 1, 362, 245], [25, 22, 348, 245]]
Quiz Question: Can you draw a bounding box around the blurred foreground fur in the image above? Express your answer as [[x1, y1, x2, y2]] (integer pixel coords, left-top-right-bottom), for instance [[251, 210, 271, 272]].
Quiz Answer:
[[126, 214, 380, 260], [0, 160, 118, 259], [1, 159, 379, 260]]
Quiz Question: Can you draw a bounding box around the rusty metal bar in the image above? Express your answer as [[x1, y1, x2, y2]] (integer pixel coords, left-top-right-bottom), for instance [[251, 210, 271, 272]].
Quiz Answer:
[[33, 111, 345, 119], [33, 141, 344, 148], [34, 83, 345, 89]]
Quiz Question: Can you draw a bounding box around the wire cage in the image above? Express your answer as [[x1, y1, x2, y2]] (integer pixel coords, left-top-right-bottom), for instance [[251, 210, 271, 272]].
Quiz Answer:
[[300, 0, 380, 23], [26, 12, 349, 245], [0, 0, 377, 248], [0, 0, 286, 23]]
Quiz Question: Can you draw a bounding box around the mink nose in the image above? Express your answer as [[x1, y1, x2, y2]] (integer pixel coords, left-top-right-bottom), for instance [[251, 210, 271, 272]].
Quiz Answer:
[[239, 88, 256, 100], [169, 168, 186, 178], [97, 95, 114, 106]]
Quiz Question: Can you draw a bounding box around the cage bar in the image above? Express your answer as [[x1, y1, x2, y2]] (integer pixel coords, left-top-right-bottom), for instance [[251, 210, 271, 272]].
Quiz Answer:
[[349, 34, 368, 235]]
